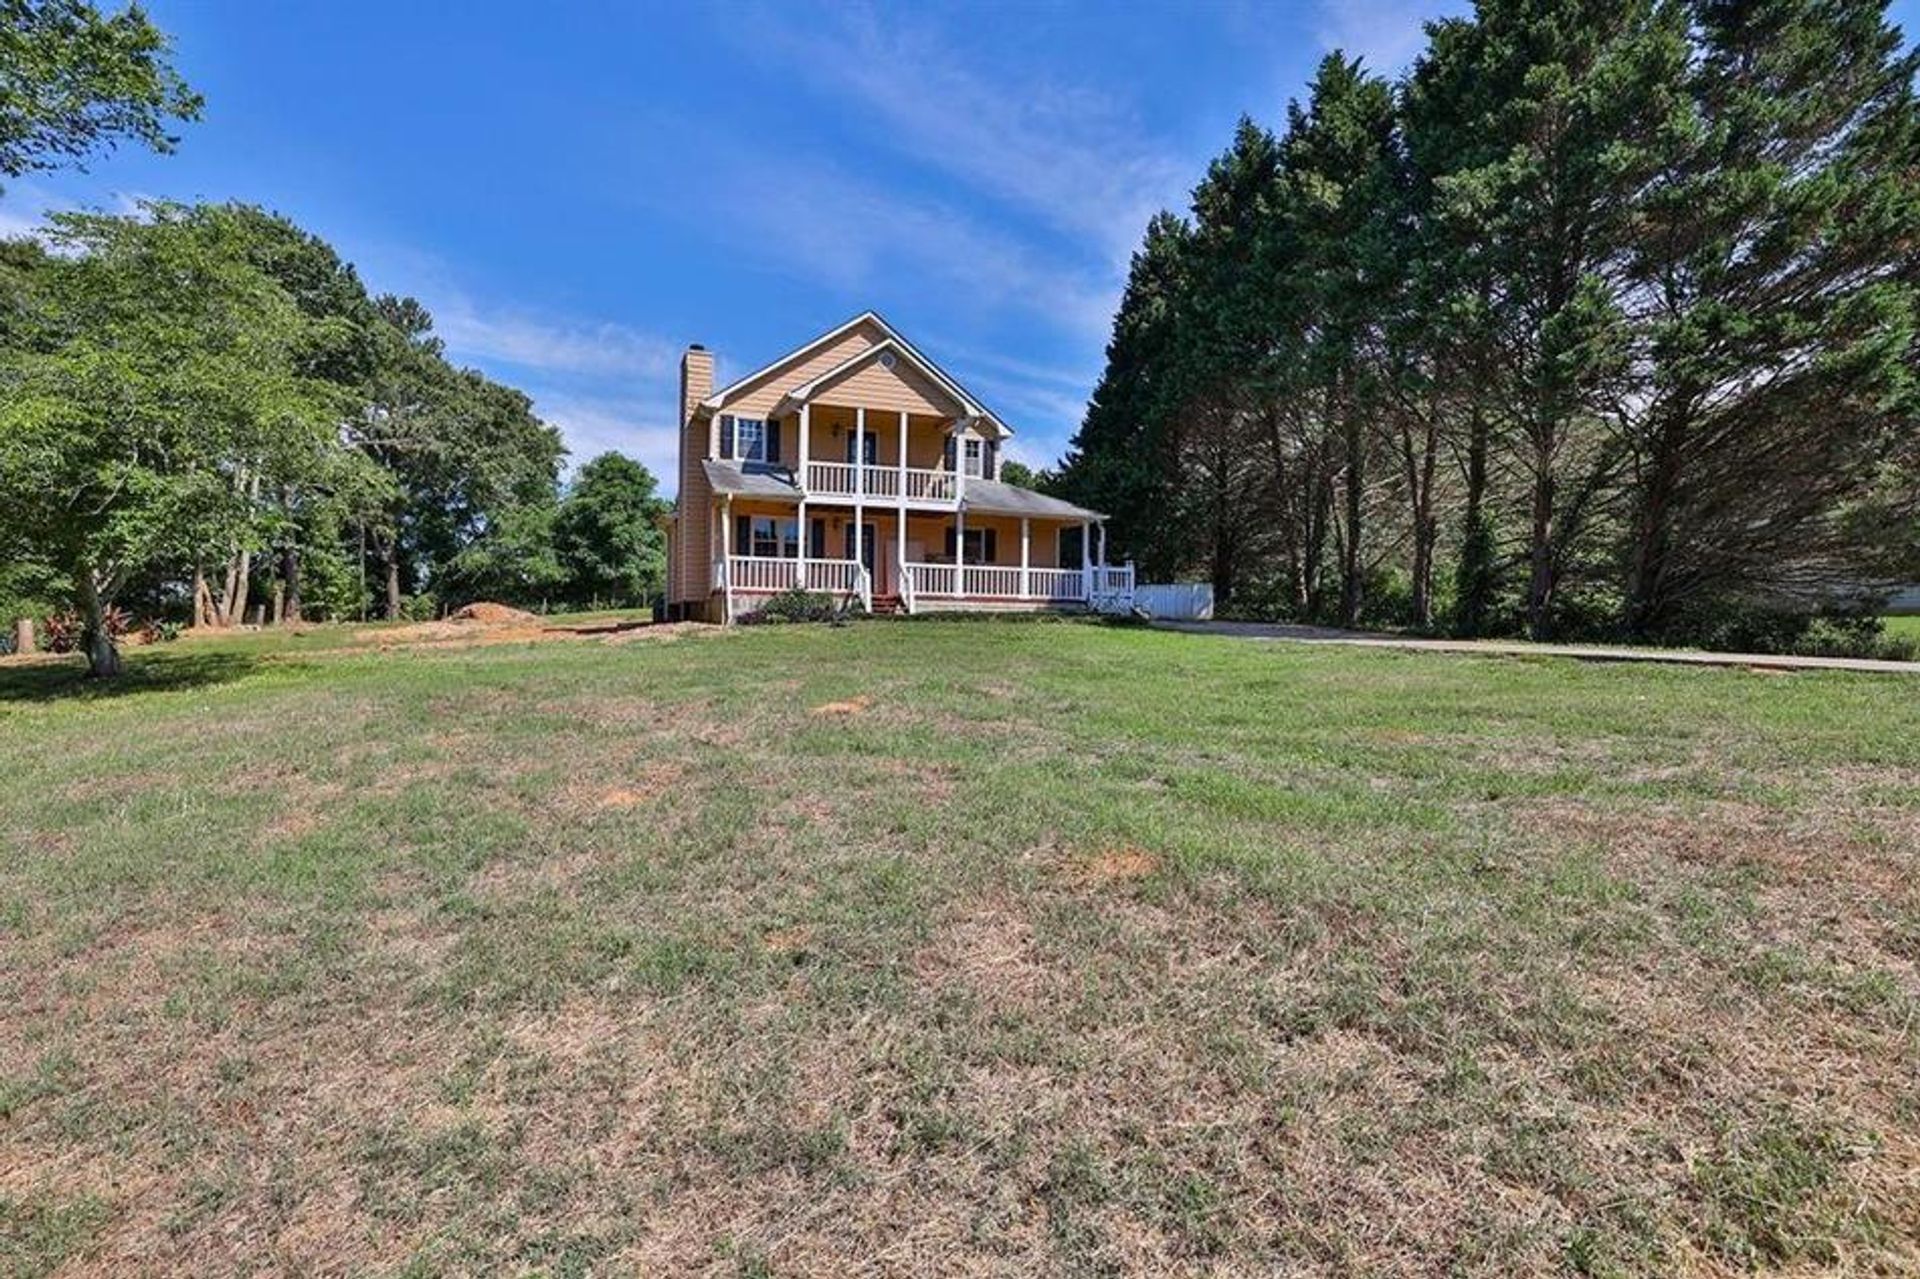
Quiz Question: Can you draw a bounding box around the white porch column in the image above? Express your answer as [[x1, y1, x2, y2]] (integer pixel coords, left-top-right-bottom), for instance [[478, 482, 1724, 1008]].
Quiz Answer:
[[955, 503, 966, 596], [1081, 518, 1092, 602], [853, 407, 865, 585], [1020, 517, 1031, 599], [798, 403, 810, 491], [720, 496, 734, 622], [797, 498, 808, 590], [954, 424, 968, 505], [897, 410, 909, 590]]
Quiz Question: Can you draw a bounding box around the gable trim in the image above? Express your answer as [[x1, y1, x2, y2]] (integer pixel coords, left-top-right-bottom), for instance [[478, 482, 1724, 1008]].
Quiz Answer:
[[785, 338, 972, 417], [701, 310, 1015, 437]]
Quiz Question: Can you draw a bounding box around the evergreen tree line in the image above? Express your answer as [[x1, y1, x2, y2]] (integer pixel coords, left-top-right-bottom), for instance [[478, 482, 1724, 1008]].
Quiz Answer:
[[1058, 0, 1920, 647], [0, 203, 668, 674]]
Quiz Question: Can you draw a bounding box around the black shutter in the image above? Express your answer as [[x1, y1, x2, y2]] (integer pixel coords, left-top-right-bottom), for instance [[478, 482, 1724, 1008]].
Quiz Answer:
[[719, 415, 735, 460], [809, 519, 825, 559], [986, 441, 998, 479], [845, 430, 856, 463], [943, 437, 956, 470], [766, 419, 781, 464], [944, 528, 956, 560], [986, 530, 998, 562], [734, 515, 749, 556]]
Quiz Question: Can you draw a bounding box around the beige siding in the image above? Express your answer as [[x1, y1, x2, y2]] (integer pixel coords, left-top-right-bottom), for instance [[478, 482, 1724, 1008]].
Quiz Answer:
[[718, 321, 887, 420], [812, 357, 961, 417]]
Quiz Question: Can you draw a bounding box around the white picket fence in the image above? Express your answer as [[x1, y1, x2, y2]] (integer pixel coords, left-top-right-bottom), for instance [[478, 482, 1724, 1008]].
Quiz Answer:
[[1132, 583, 1214, 621]]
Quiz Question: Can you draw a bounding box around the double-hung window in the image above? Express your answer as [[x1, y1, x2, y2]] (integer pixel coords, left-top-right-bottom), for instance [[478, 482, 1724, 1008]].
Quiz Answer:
[[735, 418, 767, 462], [720, 415, 778, 464], [943, 527, 997, 563], [964, 439, 985, 478], [740, 516, 799, 558]]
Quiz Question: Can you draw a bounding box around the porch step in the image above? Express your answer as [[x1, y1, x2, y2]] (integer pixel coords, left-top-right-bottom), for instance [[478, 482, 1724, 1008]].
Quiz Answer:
[[870, 594, 905, 616]]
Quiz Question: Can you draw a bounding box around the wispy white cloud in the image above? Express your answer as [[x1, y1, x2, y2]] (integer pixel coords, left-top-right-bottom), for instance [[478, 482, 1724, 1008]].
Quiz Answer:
[[1314, 0, 1457, 75], [527, 390, 681, 486], [734, 5, 1188, 266], [432, 301, 679, 381], [665, 136, 1120, 342]]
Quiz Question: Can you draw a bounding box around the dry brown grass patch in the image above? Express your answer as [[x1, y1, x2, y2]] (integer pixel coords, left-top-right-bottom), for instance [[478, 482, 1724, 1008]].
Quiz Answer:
[[809, 694, 874, 717], [1068, 845, 1160, 886]]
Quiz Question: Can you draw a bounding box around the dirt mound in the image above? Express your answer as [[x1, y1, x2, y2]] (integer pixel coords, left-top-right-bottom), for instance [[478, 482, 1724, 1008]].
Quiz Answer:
[[450, 601, 539, 624]]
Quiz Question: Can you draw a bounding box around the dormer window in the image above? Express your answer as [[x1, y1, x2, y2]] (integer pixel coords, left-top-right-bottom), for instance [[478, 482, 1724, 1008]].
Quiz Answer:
[[964, 439, 985, 478]]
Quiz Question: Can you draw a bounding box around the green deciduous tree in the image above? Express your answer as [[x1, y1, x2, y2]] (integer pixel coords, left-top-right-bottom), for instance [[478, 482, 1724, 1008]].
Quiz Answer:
[[0, 0, 201, 185], [0, 203, 334, 674], [552, 451, 668, 608]]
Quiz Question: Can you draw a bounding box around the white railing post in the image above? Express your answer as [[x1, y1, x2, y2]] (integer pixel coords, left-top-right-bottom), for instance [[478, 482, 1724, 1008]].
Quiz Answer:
[[1020, 517, 1031, 599], [1080, 519, 1092, 604], [798, 403, 810, 489]]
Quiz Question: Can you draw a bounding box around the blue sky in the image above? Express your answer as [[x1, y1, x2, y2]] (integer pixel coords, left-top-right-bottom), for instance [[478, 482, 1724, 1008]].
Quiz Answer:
[[6, 0, 1916, 494]]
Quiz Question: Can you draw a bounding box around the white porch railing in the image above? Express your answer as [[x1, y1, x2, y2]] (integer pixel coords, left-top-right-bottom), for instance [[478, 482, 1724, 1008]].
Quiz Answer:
[[804, 461, 955, 502], [904, 469, 956, 501], [907, 563, 958, 597], [806, 461, 858, 494], [729, 555, 800, 592], [1097, 565, 1135, 597], [726, 555, 1134, 613], [801, 559, 859, 594], [1028, 568, 1084, 601]]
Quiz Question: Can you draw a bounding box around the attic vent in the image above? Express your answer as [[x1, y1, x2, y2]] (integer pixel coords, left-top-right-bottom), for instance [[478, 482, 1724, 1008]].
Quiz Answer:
[[879, 351, 897, 369]]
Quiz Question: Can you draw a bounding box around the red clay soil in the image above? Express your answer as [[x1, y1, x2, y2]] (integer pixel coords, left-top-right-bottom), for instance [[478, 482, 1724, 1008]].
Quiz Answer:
[[449, 602, 540, 624]]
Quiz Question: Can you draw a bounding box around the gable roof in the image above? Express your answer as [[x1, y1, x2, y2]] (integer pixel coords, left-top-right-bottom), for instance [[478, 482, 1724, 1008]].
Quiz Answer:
[[783, 337, 972, 417], [702, 311, 1014, 437]]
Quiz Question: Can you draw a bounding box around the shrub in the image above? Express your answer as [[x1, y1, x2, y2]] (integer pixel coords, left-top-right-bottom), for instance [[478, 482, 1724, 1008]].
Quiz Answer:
[[1658, 601, 1915, 661], [398, 593, 439, 622], [738, 588, 838, 626], [40, 608, 130, 653], [138, 619, 184, 645]]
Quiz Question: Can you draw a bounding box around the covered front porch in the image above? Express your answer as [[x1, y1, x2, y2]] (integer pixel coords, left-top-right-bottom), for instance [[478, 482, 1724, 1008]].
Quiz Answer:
[[711, 500, 1134, 619]]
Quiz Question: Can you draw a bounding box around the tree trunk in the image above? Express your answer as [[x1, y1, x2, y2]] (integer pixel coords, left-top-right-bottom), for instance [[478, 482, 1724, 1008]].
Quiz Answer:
[[1525, 457, 1556, 642], [1338, 390, 1365, 629], [191, 562, 213, 629], [280, 542, 303, 623], [382, 533, 403, 620], [1455, 406, 1492, 637], [229, 547, 253, 628], [75, 566, 121, 678], [1623, 431, 1682, 640], [1400, 396, 1441, 632]]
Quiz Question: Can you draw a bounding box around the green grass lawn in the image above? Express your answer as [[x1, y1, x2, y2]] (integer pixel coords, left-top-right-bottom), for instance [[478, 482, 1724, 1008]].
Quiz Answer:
[[2, 619, 1917, 1275], [1883, 614, 1920, 642]]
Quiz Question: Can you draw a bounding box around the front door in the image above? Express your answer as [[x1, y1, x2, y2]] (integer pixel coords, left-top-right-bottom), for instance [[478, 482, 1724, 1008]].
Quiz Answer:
[[845, 522, 885, 593]]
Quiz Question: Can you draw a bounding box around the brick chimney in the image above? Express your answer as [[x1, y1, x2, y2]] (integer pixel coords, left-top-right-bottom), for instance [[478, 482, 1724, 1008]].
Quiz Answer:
[[680, 343, 713, 425]]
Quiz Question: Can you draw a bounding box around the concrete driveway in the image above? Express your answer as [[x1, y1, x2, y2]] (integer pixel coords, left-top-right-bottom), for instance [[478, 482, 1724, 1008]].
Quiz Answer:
[[1153, 619, 1920, 675]]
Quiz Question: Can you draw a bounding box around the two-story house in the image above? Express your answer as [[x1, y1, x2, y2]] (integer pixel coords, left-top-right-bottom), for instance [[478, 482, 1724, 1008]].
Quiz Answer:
[[663, 312, 1133, 622]]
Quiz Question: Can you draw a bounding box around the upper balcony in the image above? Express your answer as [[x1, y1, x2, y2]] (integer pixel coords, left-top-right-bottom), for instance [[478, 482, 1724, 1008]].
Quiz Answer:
[[803, 460, 957, 503], [713, 404, 993, 508]]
